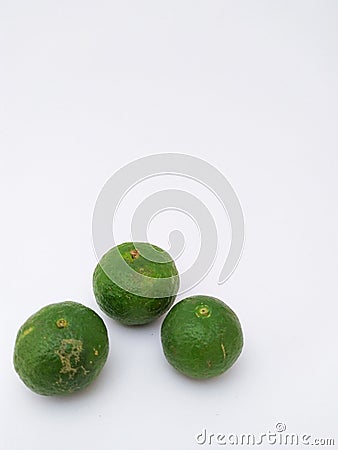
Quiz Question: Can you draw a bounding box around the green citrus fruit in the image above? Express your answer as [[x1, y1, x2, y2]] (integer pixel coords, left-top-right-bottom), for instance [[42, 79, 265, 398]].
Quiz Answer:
[[93, 242, 179, 325], [161, 295, 243, 379], [14, 301, 109, 396]]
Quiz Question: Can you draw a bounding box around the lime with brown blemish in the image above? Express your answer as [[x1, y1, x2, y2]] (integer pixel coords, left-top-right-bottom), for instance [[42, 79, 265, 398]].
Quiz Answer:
[[161, 295, 243, 379], [13, 301, 109, 396], [93, 242, 179, 325]]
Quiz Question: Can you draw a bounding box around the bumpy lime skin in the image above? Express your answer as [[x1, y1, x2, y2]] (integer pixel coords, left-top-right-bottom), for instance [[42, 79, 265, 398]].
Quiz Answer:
[[161, 296, 243, 379], [93, 242, 180, 325], [13, 301, 109, 396]]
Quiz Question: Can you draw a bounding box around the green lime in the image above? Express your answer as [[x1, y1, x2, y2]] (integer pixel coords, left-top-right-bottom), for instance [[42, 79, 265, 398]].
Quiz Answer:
[[93, 242, 179, 325], [13, 301, 109, 396], [161, 295, 243, 379]]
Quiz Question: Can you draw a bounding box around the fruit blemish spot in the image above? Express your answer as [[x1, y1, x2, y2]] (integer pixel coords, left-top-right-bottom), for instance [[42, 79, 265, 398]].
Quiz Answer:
[[221, 343, 226, 359], [23, 327, 34, 336], [56, 338, 83, 378]]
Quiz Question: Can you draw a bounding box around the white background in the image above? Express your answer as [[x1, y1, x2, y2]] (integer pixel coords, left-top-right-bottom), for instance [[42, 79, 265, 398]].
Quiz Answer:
[[1, 1, 337, 449]]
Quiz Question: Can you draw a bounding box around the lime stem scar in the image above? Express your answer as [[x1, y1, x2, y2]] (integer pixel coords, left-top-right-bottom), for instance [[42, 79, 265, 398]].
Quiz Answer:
[[195, 305, 211, 318], [130, 249, 140, 259], [56, 318, 68, 328]]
